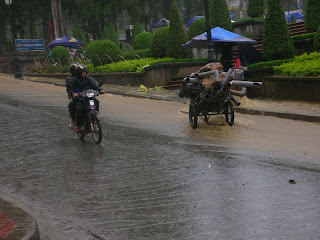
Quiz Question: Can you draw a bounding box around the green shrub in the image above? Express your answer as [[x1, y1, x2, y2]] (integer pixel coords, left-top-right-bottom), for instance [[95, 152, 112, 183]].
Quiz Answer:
[[313, 26, 320, 51], [87, 58, 206, 73], [292, 33, 316, 41], [187, 18, 206, 40], [121, 49, 152, 59], [132, 21, 144, 40], [210, 0, 232, 31], [150, 27, 169, 58], [72, 25, 87, 46], [167, 2, 190, 58], [274, 52, 320, 76], [305, 0, 320, 33], [247, 58, 294, 70], [247, 0, 265, 18], [103, 23, 119, 46], [132, 32, 154, 50], [85, 40, 120, 66], [50, 46, 70, 65], [262, 0, 294, 60]]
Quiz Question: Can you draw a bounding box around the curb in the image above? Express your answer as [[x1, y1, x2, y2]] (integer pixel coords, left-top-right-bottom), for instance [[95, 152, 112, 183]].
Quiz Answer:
[[235, 108, 320, 123], [0, 198, 40, 240]]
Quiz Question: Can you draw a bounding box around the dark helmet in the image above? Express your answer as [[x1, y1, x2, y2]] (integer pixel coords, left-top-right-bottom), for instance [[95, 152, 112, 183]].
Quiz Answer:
[[75, 64, 88, 78], [69, 62, 80, 76]]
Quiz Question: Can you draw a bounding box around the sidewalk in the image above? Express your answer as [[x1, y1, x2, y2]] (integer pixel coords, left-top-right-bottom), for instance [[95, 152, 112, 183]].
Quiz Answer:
[[0, 198, 39, 240], [22, 75, 320, 123]]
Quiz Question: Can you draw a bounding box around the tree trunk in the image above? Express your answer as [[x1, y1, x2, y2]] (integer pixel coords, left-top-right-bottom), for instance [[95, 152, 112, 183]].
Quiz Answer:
[[0, 13, 7, 53]]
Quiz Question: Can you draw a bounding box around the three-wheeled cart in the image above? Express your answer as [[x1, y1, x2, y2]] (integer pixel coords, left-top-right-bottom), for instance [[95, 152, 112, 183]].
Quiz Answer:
[[188, 84, 234, 129]]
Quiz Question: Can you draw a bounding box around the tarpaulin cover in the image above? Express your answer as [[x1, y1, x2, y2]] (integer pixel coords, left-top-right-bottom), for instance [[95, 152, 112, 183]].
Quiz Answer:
[[47, 36, 84, 48], [151, 18, 169, 28], [186, 16, 204, 28], [184, 27, 257, 46], [286, 12, 304, 22]]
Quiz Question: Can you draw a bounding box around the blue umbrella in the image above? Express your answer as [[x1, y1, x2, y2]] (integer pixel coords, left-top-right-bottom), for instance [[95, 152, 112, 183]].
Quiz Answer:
[[47, 36, 84, 49]]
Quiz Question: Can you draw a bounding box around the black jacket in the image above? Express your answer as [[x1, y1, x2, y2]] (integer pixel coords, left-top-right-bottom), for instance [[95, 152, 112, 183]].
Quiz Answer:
[[66, 75, 102, 99]]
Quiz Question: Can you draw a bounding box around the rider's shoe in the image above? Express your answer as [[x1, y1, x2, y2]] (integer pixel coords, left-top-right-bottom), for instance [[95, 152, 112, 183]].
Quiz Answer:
[[69, 121, 75, 128]]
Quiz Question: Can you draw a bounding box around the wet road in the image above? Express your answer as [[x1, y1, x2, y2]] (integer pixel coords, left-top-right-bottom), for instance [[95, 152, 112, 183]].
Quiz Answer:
[[0, 77, 320, 240]]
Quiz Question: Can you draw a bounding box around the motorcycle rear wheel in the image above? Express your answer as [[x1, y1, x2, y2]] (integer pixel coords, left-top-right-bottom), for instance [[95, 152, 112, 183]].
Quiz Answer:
[[92, 120, 102, 144]]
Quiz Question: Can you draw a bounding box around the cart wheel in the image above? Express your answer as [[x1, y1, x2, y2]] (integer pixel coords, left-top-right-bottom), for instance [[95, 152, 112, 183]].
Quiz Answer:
[[225, 101, 234, 126], [189, 103, 198, 129]]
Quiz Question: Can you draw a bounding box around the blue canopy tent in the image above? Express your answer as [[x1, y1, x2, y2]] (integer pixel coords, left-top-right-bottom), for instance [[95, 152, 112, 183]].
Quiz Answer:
[[184, 27, 257, 47], [47, 36, 84, 49], [184, 27, 259, 66], [285, 12, 304, 22]]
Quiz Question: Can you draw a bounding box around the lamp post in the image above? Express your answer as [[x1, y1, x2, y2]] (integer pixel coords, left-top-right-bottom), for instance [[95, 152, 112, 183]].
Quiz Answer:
[[5, 0, 22, 78], [203, 0, 216, 63]]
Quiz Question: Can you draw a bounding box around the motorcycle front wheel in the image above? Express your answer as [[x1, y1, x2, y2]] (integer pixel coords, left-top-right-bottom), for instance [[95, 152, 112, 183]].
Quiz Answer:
[[92, 120, 102, 144]]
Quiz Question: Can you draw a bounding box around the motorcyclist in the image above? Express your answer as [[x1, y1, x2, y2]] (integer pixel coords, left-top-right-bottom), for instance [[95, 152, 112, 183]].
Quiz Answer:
[[66, 64, 106, 132], [66, 62, 80, 128]]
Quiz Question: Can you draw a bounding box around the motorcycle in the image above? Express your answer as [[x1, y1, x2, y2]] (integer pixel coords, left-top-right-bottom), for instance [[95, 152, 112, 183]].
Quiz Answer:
[[76, 89, 103, 144]]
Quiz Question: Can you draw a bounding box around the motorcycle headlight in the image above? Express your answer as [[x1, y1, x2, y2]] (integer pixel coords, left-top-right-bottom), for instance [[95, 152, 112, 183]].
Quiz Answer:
[[86, 92, 95, 98]]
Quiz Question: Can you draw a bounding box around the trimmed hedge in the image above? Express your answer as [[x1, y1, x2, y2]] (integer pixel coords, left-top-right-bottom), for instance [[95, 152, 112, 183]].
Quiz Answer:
[[247, 58, 294, 70], [247, 0, 265, 18], [262, 0, 293, 60], [88, 58, 206, 73], [150, 27, 169, 58], [292, 33, 316, 41], [313, 26, 320, 51], [85, 40, 120, 66], [305, 0, 320, 33], [210, 0, 232, 31], [132, 32, 154, 50], [167, 2, 190, 58], [121, 49, 152, 59], [187, 18, 206, 40], [274, 52, 320, 76], [50, 46, 70, 65]]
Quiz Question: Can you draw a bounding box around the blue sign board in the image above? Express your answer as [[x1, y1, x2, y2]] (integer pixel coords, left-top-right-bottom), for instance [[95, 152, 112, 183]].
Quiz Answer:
[[15, 39, 45, 51]]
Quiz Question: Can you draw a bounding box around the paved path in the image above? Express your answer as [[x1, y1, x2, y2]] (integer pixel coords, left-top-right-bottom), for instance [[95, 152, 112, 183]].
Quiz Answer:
[[1, 73, 320, 239]]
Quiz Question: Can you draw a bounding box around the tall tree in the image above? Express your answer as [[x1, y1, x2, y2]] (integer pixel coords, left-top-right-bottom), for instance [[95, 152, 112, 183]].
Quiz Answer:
[[167, 2, 190, 58], [305, 0, 320, 33], [262, 0, 294, 60], [210, 0, 232, 31], [103, 23, 119, 46], [247, 0, 265, 18]]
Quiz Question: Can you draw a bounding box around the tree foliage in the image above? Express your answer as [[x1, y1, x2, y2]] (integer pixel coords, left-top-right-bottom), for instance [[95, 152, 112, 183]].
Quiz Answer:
[[305, 0, 320, 33], [247, 0, 265, 18], [72, 25, 88, 46], [132, 32, 154, 50], [103, 23, 119, 46], [50, 46, 70, 65], [150, 27, 169, 58], [210, 0, 232, 31], [313, 26, 320, 52], [132, 21, 144, 41], [262, 0, 294, 60], [85, 40, 120, 66], [187, 18, 206, 40], [167, 2, 190, 59]]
